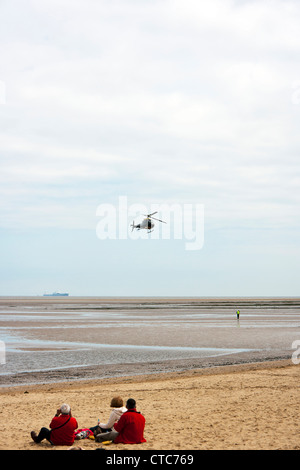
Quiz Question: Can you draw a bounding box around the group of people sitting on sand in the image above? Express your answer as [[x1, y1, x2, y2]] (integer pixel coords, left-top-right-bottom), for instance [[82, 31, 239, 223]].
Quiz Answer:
[[30, 396, 146, 447]]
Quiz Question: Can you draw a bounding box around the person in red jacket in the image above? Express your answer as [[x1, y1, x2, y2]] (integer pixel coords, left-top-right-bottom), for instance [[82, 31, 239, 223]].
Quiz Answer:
[[95, 398, 146, 444], [31, 403, 78, 446]]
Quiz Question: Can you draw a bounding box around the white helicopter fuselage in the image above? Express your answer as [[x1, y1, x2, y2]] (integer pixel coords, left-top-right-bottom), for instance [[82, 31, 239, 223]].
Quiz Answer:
[[133, 218, 154, 231], [130, 211, 166, 233]]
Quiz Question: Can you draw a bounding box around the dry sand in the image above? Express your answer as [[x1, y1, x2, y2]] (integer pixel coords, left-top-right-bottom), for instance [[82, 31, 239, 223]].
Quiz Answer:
[[0, 359, 299, 450]]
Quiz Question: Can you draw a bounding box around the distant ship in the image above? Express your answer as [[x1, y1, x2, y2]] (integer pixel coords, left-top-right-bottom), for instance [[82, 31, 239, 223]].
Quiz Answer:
[[43, 292, 69, 297]]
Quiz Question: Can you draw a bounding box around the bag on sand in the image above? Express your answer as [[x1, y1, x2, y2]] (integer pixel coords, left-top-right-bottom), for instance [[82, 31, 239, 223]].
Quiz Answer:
[[75, 428, 94, 440]]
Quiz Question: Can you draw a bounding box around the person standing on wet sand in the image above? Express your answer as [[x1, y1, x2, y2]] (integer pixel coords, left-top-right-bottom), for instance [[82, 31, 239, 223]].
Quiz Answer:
[[236, 310, 240, 319]]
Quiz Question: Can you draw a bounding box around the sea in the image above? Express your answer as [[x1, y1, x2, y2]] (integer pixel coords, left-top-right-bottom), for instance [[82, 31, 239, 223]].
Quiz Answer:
[[0, 297, 299, 387]]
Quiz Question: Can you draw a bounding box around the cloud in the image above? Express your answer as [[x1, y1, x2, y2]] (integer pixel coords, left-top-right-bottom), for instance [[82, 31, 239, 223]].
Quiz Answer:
[[1, 0, 300, 234], [1, 0, 300, 295]]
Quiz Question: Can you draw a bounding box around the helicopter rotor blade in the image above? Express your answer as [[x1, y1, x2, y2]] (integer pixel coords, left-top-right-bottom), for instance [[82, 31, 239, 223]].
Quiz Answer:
[[143, 212, 158, 218], [150, 216, 167, 224]]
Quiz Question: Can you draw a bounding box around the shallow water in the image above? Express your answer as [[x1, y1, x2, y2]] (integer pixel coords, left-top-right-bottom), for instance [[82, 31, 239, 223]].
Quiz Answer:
[[0, 297, 299, 385]]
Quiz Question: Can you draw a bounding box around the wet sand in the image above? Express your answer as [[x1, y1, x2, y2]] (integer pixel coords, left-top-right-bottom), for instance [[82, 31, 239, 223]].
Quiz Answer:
[[1, 296, 299, 386]]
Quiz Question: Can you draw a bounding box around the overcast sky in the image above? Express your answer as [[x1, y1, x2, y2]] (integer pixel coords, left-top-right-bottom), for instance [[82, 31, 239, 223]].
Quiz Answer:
[[1, 0, 300, 296]]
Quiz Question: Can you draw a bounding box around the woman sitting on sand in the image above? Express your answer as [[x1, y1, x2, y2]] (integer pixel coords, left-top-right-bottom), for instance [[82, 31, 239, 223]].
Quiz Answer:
[[90, 396, 127, 435]]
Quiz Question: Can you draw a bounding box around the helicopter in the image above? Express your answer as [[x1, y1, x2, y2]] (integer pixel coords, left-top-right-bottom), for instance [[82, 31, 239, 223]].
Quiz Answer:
[[130, 212, 166, 233]]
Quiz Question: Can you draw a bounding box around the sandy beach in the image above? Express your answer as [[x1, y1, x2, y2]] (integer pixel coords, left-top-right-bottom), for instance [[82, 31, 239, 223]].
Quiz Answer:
[[0, 359, 299, 450]]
